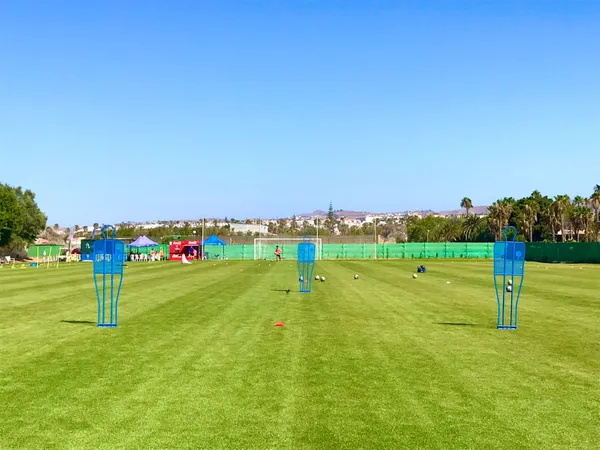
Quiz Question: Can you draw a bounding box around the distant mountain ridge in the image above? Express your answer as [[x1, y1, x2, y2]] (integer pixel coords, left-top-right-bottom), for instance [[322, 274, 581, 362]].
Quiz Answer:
[[439, 205, 490, 216], [298, 206, 489, 218]]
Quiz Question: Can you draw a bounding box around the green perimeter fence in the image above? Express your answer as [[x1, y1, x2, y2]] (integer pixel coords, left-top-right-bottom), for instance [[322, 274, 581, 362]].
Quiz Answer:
[[203, 242, 600, 262], [526, 242, 600, 264], [73, 241, 600, 263], [201, 243, 495, 260]]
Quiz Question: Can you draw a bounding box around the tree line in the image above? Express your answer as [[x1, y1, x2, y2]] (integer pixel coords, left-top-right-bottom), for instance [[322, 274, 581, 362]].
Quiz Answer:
[[408, 187, 600, 243], [0, 184, 47, 251]]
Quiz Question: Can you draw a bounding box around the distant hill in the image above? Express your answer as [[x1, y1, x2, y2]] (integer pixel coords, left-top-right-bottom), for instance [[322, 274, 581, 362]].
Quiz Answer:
[[299, 206, 489, 218], [299, 209, 379, 219], [439, 205, 490, 216]]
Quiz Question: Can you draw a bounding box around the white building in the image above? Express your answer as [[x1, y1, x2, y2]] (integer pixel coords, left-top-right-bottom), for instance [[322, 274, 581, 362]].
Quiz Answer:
[[230, 223, 268, 235], [364, 215, 384, 223]]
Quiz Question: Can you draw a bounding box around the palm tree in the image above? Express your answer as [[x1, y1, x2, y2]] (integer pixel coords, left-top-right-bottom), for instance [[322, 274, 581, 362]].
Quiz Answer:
[[460, 197, 473, 216], [487, 199, 513, 240], [487, 204, 501, 241], [553, 195, 571, 241], [589, 187, 600, 241], [569, 206, 593, 242], [573, 196, 586, 207], [462, 215, 483, 241], [581, 206, 595, 242], [570, 197, 588, 241], [523, 201, 539, 241], [569, 208, 581, 241], [439, 219, 462, 242], [515, 202, 538, 242], [529, 190, 543, 202]]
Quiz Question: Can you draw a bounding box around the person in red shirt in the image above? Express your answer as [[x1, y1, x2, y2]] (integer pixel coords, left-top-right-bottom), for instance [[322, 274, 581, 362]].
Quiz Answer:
[[275, 246, 281, 261]]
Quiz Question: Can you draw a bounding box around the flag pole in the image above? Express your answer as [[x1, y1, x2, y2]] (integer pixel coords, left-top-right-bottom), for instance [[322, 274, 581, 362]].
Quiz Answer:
[[201, 218, 205, 260], [374, 217, 377, 260], [316, 217, 320, 261]]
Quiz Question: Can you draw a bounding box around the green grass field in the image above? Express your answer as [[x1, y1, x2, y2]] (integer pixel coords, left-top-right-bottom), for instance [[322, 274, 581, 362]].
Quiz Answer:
[[1, 260, 599, 449]]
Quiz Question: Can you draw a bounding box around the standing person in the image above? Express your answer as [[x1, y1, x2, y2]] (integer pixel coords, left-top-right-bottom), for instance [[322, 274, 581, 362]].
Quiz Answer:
[[275, 246, 281, 261]]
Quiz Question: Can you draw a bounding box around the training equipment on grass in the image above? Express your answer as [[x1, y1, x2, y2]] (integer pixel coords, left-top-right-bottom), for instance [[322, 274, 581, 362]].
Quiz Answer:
[[315, 275, 320, 280], [413, 274, 417, 278], [354, 274, 359, 279], [297, 235, 316, 293], [494, 226, 525, 330], [93, 225, 125, 328]]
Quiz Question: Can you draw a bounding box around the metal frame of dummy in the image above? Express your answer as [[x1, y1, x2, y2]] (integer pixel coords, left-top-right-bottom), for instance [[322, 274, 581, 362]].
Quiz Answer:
[[493, 226, 525, 329], [297, 235, 316, 293], [93, 225, 125, 328]]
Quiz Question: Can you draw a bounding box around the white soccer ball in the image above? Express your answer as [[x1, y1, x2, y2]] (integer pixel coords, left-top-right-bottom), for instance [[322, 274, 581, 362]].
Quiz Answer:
[[321, 276, 326, 282], [506, 285, 512, 292], [507, 279, 513, 286], [413, 274, 417, 279], [354, 274, 359, 279], [315, 275, 320, 280]]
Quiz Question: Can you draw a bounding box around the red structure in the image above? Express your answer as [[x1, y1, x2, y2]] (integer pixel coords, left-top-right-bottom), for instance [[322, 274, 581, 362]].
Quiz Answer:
[[169, 240, 202, 261]]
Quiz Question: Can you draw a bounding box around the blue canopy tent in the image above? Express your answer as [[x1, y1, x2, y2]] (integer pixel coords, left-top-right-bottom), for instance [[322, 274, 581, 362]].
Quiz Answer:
[[201, 234, 227, 260], [127, 235, 160, 260], [129, 236, 159, 247]]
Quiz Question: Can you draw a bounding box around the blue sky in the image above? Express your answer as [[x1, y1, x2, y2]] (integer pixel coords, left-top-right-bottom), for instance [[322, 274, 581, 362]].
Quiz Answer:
[[1, 1, 599, 226]]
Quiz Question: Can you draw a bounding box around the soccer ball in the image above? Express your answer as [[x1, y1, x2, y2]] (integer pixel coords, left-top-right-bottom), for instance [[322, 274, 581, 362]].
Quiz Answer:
[[506, 285, 512, 293], [507, 279, 513, 286], [315, 275, 320, 280], [321, 276, 326, 282], [413, 274, 417, 279], [354, 274, 359, 279]]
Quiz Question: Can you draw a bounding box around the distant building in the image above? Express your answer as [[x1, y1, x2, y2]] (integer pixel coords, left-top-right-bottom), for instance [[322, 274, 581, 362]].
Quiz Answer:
[[230, 223, 268, 235], [139, 222, 163, 230]]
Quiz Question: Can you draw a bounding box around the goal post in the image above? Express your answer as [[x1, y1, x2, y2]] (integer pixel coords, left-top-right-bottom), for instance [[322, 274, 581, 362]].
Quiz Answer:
[[254, 237, 322, 260]]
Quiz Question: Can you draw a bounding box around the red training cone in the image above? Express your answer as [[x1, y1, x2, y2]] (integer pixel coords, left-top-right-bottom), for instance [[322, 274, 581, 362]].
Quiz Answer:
[[275, 322, 284, 327]]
